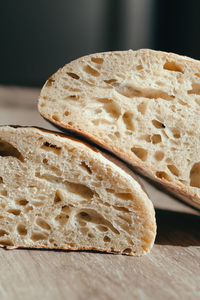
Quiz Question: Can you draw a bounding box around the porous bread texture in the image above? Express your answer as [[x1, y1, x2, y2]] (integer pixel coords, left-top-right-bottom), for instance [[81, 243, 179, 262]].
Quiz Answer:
[[0, 126, 156, 256], [38, 49, 200, 209]]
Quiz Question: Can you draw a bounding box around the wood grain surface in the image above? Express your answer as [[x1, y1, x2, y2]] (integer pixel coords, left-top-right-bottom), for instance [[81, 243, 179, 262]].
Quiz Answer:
[[0, 86, 199, 300]]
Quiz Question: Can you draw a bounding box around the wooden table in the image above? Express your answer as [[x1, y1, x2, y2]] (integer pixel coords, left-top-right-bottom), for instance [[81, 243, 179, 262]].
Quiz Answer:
[[0, 86, 200, 300]]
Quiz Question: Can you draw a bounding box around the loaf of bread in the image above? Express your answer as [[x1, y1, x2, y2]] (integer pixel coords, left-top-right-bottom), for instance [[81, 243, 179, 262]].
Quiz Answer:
[[0, 126, 156, 255], [38, 49, 200, 209]]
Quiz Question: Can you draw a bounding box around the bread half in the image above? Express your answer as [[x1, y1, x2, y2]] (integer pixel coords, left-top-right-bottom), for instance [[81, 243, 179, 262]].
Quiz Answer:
[[0, 126, 156, 255], [38, 49, 200, 209]]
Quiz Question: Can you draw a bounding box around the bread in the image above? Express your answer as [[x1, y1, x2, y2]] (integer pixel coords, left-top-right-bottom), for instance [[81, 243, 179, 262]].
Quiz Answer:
[[38, 49, 200, 209], [0, 126, 156, 256]]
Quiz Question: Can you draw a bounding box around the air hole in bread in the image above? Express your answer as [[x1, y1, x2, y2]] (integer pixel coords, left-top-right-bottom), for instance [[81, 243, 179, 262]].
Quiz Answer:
[[142, 134, 151, 143], [119, 214, 132, 224], [131, 147, 147, 161], [52, 114, 60, 122], [116, 221, 131, 233], [123, 248, 132, 254], [163, 60, 184, 73], [137, 102, 147, 114], [97, 98, 121, 119], [91, 57, 104, 64], [64, 94, 79, 101], [8, 209, 21, 216], [195, 73, 200, 78], [115, 84, 175, 101], [0, 190, 7, 196], [17, 224, 27, 236], [103, 236, 111, 242], [97, 225, 108, 232], [31, 201, 43, 207], [0, 140, 24, 162], [80, 227, 88, 235], [178, 99, 188, 106], [0, 177, 3, 184], [156, 81, 164, 86], [31, 232, 48, 241], [136, 64, 143, 70], [95, 108, 102, 114], [88, 233, 94, 238], [104, 102, 121, 119], [77, 211, 92, 222], [36, 218, 51, 230], [48, 165, 62, 176], [113, 206, 130, 213], [83, 65, 100, 77], [97, 98, 112, 104], [67, 72, 80, 80], [115, 193, 133, 201], [77, 209, 120, 234], [172, 128, 181, 139], [190, 162, 200, 188], [46, 76, 55, 87], [17, 199, 28, 206], [152, 119, 165, 128], [104, 79, 117, 84], [92, 119, 112, 126], [66, 182, 94, 200], [156, 171, 171, 181], [154, 151, 164, 161], [187, 83, 200, 95], [55, 214, 69, 226], [0, 240, 14, 247], [43, 158, 48, 165], [79, 221, 86, 227], [0, 229, 8, 237], [122, 112, 134, 131], [152, 134, 162, 144], [41, 142, 61, 154], [25, 206, 33, 213], [106, 188, 115, 193], [114, 84, 141, 98], [61, 205, 72, 214], [115, 131, 120, 138], [64, 111, 70, 116], [54, 190, 62, 204], [80, 162, 92, 174], [167, 165, 179, 176]]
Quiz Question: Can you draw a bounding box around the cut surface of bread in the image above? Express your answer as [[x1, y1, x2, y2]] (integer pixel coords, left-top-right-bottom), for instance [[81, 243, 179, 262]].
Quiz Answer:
[[38, 49, 200, 209], [0, 126, 156, 256]]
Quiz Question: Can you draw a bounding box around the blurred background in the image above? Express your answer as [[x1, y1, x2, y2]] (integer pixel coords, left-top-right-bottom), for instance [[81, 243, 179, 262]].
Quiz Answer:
[[1, 0, 200, 87]]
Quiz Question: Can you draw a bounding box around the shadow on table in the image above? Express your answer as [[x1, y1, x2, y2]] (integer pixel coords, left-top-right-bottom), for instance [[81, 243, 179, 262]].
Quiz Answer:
[[155, 208, 200, 246]]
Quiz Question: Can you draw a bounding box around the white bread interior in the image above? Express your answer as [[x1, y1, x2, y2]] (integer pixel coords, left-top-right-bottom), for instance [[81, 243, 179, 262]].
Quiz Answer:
[[0, 126, 156, 256], [38, 49, 200, 209]]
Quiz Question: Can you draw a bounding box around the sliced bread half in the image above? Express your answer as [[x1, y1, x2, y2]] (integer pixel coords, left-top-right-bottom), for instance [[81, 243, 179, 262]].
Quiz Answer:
[[0, 126, 156, 255], [38, 49, 200, 209]]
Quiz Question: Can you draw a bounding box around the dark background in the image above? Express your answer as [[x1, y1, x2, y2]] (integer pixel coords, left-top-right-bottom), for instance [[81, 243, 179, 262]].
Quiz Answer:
[[1, 0, 200, 87]]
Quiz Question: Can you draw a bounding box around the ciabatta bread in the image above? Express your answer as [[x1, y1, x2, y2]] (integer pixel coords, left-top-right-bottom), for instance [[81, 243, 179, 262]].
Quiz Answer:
[[38, 49, 200, 209], [0, 126, 156, 256]]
